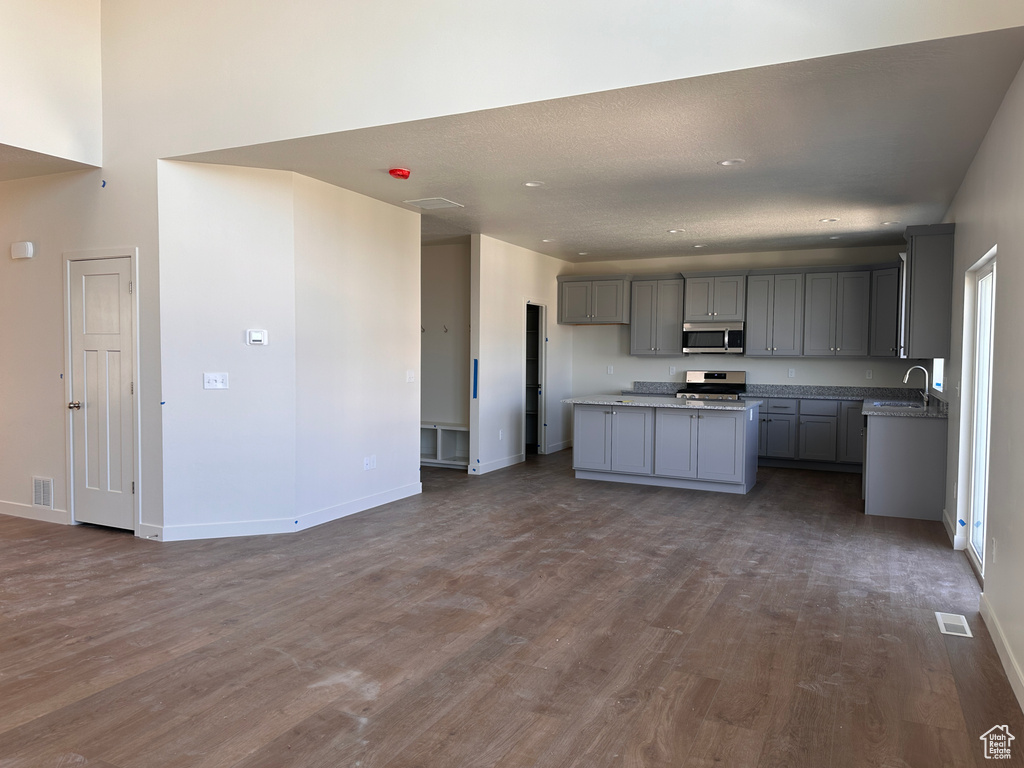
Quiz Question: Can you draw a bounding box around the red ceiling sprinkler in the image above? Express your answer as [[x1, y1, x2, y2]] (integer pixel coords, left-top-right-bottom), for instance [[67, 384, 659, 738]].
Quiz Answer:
[[389, 168, 411, 180]]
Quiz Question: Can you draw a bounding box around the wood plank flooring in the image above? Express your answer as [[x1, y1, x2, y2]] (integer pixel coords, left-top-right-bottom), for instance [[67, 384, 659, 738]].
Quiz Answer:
[[1, 452, 1021, 767]]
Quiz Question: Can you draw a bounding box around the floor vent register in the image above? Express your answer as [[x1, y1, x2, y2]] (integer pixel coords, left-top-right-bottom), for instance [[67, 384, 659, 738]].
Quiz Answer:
[[935, 612, 973, 637]]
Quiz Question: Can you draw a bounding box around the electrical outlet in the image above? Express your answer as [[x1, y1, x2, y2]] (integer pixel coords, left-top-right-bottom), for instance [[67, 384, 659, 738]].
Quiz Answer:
[[865, 369, 873, 380], [363, 456, 371, 471], [607, 365, 614, 375], [669, 366, 677, 376], [499, 429, 503, 441], [406, 370, 416, 383], [788, 368, 795, 379]]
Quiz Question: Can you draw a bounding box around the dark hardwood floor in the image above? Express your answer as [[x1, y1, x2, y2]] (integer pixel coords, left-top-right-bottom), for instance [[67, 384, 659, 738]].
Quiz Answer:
[[1, 451, 1021, 767]]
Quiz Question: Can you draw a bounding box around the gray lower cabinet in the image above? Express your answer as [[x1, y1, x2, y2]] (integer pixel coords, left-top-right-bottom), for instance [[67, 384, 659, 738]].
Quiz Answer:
[[797, 400, 838, 462], [573, 405, 613, 470], [864, 415, 947, 520], [803, 271, 870, 356], [746, 274, 804, 357], [838, 401, 865, 464], [870, 267, 900, 357], [572, 405, 653, 474], [610, 407, 654, 475], [630, 278, 684, 356], [655, 408, 745, 483]]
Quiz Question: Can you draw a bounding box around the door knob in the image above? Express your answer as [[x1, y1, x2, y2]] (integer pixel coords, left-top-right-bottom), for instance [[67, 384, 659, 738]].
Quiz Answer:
[[68, 401, 81, 410]]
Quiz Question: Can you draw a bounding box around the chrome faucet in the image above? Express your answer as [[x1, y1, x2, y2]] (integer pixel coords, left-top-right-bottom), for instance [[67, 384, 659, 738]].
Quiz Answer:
[[903, 365, 930, 406]]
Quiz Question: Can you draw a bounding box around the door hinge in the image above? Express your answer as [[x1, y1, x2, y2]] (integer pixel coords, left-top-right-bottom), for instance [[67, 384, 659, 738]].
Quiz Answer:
[[130, 381, 134, 395], [129, 281, 133, 294], [132, 481, 135, 494]]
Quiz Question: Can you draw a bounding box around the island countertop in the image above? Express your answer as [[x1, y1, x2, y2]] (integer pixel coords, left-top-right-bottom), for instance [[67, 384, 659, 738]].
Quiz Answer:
[[562, 394, 762, 411]]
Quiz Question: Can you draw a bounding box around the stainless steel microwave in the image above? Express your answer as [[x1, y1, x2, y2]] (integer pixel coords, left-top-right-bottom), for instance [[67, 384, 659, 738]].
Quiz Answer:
[[682, 322, 744, 354]]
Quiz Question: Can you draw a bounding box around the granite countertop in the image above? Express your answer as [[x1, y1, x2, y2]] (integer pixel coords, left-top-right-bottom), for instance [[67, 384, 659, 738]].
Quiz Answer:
[[861, 398, 948, 419], [624, 380, 933, 401], [563, 394, 761, 411]]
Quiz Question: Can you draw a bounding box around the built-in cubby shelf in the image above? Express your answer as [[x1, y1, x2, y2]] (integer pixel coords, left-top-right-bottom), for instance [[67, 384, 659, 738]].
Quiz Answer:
[[420, 422, 470, 468]]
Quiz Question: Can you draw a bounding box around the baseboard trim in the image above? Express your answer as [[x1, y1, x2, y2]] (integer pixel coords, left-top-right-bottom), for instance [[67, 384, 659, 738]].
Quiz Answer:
[[944, 511, 967, 550], [544, 440, 572, 454], [0, 499, 72, 526], [142, 483, 423, 542], [469, 454, 524, 475], [980, 592, 1024, 713]]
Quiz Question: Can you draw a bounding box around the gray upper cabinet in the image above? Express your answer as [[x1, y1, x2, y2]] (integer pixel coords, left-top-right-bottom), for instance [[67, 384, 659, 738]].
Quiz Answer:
[[630, 278, 684, 356], [901, 224, 954, 359], [870, 267, 900, 357], [803, 271, 869, 356], [684, 275, 745, 322], [557, 276, 631, 324], [745, 273, 803, 356]]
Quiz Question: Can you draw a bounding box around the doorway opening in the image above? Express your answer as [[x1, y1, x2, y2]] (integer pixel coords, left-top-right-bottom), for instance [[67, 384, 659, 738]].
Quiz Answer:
[[525, 303, 545, 457], [963, 248, 996, 576]]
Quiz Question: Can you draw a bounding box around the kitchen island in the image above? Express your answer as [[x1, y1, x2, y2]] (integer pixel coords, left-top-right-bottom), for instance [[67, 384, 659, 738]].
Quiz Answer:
[[562, 395, 761, 494]]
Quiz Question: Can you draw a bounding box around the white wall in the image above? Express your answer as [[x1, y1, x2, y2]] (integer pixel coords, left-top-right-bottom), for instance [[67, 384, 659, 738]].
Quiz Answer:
[[157, 163, 298, 539], [422, 243, 471, 426], [470, 235, 574, 474], [293, 173, 422, 523], [0, 0, 102, 164], [567, 245, 916, 394], [944, 59, 1024, 709]]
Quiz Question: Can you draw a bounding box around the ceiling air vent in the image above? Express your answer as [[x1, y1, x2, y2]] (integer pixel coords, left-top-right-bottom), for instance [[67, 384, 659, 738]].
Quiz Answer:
[[935, 612, 973, 637], [32, 477, 53, 509], [402, 198, 464, 210]]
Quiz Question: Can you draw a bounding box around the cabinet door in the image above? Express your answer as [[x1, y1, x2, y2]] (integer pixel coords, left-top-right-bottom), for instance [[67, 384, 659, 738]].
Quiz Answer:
[[838, 401, 865, 464], [591, 280, 626, 323], [696, 411, 744, 483], [803, 272, 837, 356], [684, 277, 714, 322], [757, 414, 769, 457], [765, 413, 798, 459], [772, 273, 804, 355], [835, 271, 870, 356], [745, 276, 774, 357], [573, 406, 612, 470], [798, 415, 837, 461], [610, 407, 654, 474], [630, 281, 658, 355], [561, 281, 591, 324], [654, 408, 698, 478], [655, 279, 684, 355], [870, 267, 900, 357], [904, 230, 954, 359], [713, 276, 745, 321]]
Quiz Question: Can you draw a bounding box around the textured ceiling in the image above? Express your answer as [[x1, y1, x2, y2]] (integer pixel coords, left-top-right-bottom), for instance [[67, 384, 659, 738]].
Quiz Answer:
[[176, 28, 1023, 262], [0, 143, 94, 182]]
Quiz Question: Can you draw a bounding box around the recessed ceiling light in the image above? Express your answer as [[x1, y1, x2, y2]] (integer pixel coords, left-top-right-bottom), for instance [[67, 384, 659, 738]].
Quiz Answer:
[[523, 181, 545, 187], [693, 244, 707, 249], [578, 252, 589, 256], [819, 217, 839, 223], [882, 220, 901, 226], [541, 239, 555, 243], [667, 229, 685, 234], [829, 236, 842, 240], [717, 159, 745, 166]]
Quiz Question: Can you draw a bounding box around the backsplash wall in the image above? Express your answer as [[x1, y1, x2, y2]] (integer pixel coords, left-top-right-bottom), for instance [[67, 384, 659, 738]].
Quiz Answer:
[[570, 323, 924, 396]]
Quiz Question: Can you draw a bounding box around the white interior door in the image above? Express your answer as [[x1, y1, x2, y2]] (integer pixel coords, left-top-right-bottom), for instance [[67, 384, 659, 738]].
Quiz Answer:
[[68, 257, 135, 530]]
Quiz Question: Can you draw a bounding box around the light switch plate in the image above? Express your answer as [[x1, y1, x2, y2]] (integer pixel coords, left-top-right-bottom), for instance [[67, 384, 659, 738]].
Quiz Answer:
[[204, 372, 229, 389]]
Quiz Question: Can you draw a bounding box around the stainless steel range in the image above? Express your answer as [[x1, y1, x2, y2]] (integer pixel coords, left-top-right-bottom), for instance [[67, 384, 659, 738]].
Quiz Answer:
[[675, 370, 747, 401]]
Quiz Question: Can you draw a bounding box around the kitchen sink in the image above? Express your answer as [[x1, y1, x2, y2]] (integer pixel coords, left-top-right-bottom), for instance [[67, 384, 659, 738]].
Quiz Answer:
[[869, 400, 925, 410]]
